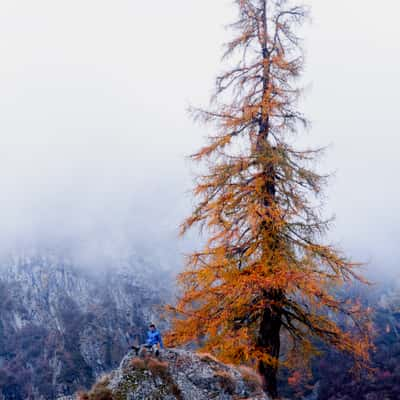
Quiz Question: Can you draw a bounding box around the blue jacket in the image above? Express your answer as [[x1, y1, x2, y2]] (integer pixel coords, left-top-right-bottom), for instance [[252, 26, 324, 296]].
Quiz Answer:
[[146, 329, 163, 348]]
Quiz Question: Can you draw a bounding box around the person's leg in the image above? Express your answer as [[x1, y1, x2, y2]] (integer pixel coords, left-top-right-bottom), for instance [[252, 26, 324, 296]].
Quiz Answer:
[[131, 345, 140, 355], [139, 344, 153, 357]]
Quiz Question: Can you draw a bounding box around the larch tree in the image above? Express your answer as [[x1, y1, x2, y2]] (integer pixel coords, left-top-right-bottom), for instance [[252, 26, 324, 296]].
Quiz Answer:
[[166, 0, 371, 398]]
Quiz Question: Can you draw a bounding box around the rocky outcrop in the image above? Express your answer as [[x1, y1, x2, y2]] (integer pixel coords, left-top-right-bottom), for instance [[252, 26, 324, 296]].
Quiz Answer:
[[0, 251, 172, 400], [83, 348, 269, 400]]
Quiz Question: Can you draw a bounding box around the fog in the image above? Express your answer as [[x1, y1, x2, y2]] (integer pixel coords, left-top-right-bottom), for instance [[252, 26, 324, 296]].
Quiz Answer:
[[0, 1, 398, 278]]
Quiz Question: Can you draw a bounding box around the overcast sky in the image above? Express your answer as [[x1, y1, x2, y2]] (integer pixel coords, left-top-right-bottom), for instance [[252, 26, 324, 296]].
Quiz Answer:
[[0, 1, 398, 277]]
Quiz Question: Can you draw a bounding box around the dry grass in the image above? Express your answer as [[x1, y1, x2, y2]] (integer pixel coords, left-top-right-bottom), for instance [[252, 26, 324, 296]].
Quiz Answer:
[[131, 356, 170, 377], [77, 373, 114, 400], [77, 378, 114, 400], [147, 358, 169, 378], [77, 392, 90, 400], [237, 365, 263, 393], [87, 386, 114, 400], [197, 352, 220, 364], [130, 357, 146, 370], [97, 374, 111, 387]]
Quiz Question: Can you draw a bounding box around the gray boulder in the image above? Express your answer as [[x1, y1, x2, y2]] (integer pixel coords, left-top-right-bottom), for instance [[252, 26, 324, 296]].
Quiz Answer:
[[91, 348, 270, 400]]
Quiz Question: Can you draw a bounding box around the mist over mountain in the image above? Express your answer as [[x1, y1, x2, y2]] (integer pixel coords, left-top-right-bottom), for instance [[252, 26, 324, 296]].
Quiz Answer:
[[0, 0, 399, 281]]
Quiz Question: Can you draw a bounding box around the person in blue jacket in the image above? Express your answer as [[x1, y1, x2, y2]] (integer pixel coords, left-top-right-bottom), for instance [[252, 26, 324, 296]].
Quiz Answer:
[[146, 324, 163, 349], [133, 323, 163, 356]]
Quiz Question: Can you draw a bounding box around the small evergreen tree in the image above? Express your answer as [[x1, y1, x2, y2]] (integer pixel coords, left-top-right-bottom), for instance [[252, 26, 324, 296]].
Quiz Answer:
[[167, 1, 371, 397]]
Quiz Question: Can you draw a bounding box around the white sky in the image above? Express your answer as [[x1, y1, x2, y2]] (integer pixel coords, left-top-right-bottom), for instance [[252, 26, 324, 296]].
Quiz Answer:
[[0, 1, 398, 277]]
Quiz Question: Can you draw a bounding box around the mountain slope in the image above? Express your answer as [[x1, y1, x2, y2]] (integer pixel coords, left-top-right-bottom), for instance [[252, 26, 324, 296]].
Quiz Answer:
[[0, 251, 172, 400]]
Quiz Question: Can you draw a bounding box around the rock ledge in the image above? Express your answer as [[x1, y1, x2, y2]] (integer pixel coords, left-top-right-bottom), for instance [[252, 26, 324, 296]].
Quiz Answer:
[[87, 348, 270, 400]]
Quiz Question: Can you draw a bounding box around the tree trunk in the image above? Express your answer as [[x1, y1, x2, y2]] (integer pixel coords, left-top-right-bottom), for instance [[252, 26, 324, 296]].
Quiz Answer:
[[258, 290, 283, 399], [257, 4, 283, 398]]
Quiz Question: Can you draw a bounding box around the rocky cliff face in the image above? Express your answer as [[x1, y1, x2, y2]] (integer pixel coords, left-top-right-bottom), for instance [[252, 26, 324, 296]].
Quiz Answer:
[[0, 251, 172, 400], [82, 348, 270, 400]]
